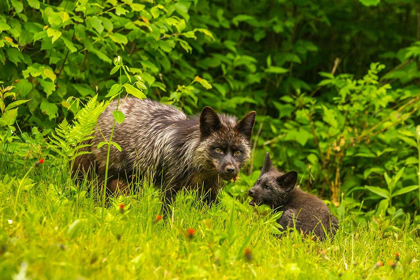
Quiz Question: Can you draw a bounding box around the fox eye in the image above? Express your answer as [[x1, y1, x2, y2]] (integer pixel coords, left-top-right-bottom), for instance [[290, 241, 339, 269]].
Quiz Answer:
[[256, 179, 261, 184], [214, 148, 223, 154], [234, 150, 242, 156], [264, 185, 271, 190]]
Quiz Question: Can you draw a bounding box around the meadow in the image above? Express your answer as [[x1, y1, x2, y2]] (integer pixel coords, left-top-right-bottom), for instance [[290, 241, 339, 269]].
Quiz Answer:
[[1, 0, 420, 278], [0, 157, 419, 279]]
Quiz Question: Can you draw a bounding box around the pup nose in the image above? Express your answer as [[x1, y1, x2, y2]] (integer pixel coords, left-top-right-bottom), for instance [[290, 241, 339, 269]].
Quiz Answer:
[[249, 189, 255, 196], [226, 166, 235, 173]]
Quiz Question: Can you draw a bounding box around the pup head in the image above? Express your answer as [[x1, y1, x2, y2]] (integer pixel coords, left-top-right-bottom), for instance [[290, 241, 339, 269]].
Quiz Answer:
[[197, 106, 256, 181], [248, 153, 297, 209]]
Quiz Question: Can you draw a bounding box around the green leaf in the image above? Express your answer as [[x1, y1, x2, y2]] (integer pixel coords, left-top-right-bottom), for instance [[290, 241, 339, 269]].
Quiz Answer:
[[67, 220, 84, 239], [398, 136, 417, 148], [47, 28, 62, 44], [61, 36, 77, 53], [0, 22, 11, 32], [194, 76, 212, 89], [392, 185, 419, 197], [89, 16, 104, 34], [322, 105, 338, 128], [112, 110, 125, 124], [39, 79, 56, 97], [359, 0, 380, 7], [6, 48, 24, 65], [232, 15, 254, 26], [73, 84, 95, 97], [265, 66, 289, 74], [43, 68, 56, 83], [0, 108, 18, 126], [106, 84, 122, 98], [27, 0, 40, 9], [5, 100, 30, 111], [124, 84, 146, 99], [375, 199, 388, 216], [110, 141, 122, 152], [97, 142, 107, 150], [365, 186, 390, 199], [91, 49, 112, 64], [405, 157, 418, 165], [389, 168, 405, 191], [110, 33, 128, 45], [10, 0, 23, 13], [14, 79, 33, 98], [40, 99, 58, 120]]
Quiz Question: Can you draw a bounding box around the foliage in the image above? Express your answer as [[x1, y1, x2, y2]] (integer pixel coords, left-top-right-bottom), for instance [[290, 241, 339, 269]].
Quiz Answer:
[[1, 0, 420, 218], [0, 172, 418, 279]]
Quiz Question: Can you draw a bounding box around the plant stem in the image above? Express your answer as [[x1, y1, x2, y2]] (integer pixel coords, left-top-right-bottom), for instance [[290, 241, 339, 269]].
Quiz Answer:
[[15, 164, 35, 213]]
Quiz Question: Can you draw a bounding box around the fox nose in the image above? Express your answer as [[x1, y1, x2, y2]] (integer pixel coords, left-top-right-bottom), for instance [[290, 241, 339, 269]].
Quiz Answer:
[[249, 189, 255, 196], [225, 166, 236, 173]]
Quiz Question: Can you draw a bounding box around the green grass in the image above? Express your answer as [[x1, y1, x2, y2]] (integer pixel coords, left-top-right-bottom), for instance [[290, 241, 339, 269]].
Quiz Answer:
[[0, 160, 419, 280]]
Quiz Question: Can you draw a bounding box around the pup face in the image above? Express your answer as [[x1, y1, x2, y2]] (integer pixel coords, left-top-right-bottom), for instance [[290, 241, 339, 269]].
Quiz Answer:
[[248, 153, 297, 209], [198, 107, 256, 181]]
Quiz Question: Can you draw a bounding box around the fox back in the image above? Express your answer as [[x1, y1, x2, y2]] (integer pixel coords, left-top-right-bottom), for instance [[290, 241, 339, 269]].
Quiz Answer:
[[249, 153, 339, 240], [73, 98, 256, 203]]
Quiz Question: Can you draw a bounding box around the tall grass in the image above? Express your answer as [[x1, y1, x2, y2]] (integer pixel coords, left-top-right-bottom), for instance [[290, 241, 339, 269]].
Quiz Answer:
[[0, 155, 418, 279]]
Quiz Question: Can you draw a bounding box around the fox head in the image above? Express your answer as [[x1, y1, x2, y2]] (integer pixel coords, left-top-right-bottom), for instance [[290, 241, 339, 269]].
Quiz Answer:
[[197, 106, 256, 181], [248, 153, 298, 209]]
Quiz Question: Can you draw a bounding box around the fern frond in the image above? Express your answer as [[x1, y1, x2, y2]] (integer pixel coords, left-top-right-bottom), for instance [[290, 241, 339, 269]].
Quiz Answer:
[[49, 95, 109, 163]]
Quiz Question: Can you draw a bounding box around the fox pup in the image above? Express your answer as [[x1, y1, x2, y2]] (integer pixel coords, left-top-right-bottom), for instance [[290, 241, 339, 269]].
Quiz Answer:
[[249, 153, 339, 240]]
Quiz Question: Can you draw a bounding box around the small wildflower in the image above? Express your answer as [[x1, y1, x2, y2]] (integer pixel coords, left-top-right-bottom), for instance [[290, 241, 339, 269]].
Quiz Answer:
[[374, 260, 384, 269], [119, 203, 125, 214], [244, 248, 253, 262], [388, 260, 396, 269], [187, 228, 195, 240], [320, 249, 326, 255], [395, 253, 400, 261], [36, 158, 45, 166], [153, 215, 163, 223]]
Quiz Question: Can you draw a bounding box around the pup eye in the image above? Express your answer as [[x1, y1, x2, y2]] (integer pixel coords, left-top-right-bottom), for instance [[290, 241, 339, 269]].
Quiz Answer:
[[214, 148, 223, 154], [256, 179, 261, 184], [234, 150, 242, 156], [264, 185, 271, 190]]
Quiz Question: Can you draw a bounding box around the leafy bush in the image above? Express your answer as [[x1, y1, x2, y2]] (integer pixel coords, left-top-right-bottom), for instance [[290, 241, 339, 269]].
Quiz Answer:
[[1, 0, 420, 218]]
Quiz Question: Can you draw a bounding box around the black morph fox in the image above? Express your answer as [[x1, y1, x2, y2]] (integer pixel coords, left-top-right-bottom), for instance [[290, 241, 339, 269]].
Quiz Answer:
[[249, 153, 339, 240], [73, 98, 256, 205]]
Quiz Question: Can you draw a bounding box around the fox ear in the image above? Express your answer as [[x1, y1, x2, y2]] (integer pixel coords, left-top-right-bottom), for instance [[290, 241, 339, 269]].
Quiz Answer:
[[261, 153, 274, 174], [235, 111, 256, 141], [200, 106, 222, 138], [277, 171, 297, 192]]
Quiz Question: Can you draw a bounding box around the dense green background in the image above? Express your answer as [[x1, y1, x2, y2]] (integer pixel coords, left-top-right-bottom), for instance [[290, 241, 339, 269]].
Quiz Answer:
[[1, 0, 420, 221]]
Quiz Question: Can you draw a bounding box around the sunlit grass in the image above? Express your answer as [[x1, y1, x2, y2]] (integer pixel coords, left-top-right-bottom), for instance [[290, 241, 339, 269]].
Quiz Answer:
[[0, 159, 418, 279]]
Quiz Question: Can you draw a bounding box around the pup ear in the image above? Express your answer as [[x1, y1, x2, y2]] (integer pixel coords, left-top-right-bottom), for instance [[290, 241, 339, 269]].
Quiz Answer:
[[235, 111, 256, 141], [277, 171, 297, 192], [200, 106, 222, 138], [261, 153, 274, 174]]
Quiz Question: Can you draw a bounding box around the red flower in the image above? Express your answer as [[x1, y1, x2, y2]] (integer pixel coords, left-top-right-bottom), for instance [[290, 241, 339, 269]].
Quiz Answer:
[[187, 228, 195, 240], [244, 248, 253, 262], [320, 249, 326, 255], [376, 260, 384, 267], [156, 215, 162, 221], [39, 159, 44, 164], [119, 203, 125, 214], [395, 253, 400, 261]]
